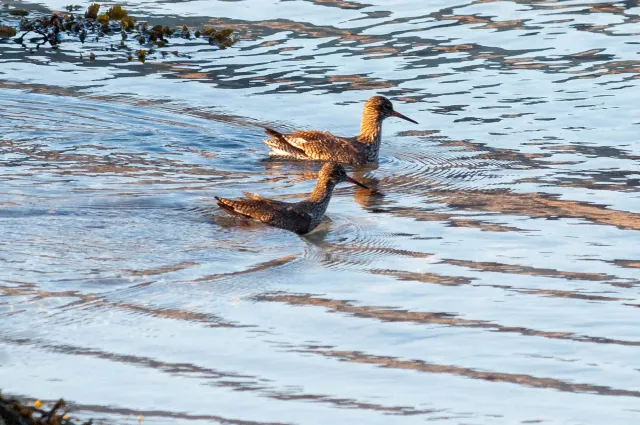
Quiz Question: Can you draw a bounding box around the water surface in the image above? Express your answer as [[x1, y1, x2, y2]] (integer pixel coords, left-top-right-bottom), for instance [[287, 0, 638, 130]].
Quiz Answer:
[[1, 0, 640, 424]]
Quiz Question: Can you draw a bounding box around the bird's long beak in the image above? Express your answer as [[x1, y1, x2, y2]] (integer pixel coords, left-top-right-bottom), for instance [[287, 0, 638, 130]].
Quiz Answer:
[[391, 110, 418, 124], [346, 176, 370, 190]]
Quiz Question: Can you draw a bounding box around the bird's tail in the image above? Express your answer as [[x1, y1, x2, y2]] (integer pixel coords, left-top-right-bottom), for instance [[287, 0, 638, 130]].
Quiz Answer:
[[215, 196, 251, 219], [264, 127, 285, 141], [263, 138, 308, 159]]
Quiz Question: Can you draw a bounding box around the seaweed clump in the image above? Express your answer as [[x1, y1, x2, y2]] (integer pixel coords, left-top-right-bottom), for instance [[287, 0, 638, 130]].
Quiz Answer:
[[1, 4, 240, 62], [106, 5, 128, 20], [85, 3, 99, 19], [96, 13, 109, 25], [0, 25, 17, 38], [0, 393, 93, 425], [201, 27, 235, 49], [121, 15, 135, 31], [9, 9, 28, 16]]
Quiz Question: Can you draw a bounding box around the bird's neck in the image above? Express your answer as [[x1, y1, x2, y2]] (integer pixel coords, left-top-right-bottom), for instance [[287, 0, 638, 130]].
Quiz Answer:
[[357, 110, 383, 145], [308, 177, 336, 204]]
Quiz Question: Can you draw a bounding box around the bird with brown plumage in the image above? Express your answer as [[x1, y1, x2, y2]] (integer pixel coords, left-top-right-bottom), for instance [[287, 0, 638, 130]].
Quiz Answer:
[[215, 163, 370, 234], [263, 96, 418, 165]]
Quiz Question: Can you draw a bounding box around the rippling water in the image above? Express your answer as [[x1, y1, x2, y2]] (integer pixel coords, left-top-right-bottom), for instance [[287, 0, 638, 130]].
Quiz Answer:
[[1, 0, 640, 424]]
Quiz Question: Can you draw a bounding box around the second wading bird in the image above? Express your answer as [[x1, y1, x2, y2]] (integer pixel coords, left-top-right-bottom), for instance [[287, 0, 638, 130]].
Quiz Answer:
[[215, 163, 370, 234], [263, 96, 418, 165]]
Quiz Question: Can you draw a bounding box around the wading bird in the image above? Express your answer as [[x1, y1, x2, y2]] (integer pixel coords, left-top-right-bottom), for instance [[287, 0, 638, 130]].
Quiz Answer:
[[215, 163, 370, 234], [263, 96, 418, 165]]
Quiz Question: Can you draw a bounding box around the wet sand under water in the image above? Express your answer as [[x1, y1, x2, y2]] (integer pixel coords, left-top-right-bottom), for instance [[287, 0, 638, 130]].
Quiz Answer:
[[1, 0, 640, 424]]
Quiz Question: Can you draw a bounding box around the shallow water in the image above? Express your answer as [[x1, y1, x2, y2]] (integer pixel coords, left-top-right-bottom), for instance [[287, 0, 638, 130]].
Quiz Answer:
[[1, 0, 640, 424]]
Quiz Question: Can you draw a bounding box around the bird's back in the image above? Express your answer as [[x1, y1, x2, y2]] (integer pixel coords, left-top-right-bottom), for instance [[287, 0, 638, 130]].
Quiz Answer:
[[216, 196, 312, 234]]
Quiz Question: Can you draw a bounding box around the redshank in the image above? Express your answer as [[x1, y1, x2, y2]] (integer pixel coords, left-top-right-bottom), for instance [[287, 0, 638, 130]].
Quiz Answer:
[[263, 96, 418, 165], [215, 163, 369, 234]]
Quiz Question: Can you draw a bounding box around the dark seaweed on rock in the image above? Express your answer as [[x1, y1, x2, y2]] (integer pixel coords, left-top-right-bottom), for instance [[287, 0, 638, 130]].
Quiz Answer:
[[0, 393, 93, 425], [1, 4, 238, 61]]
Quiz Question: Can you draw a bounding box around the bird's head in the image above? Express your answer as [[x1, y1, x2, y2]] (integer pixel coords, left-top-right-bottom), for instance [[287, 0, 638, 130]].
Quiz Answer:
[[365, 96, 418, 124], [319, 162, 369, 189]]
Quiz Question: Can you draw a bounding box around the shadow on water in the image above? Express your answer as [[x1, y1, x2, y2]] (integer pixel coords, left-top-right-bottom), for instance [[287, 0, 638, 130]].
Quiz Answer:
[[1, 0, 640, 424]]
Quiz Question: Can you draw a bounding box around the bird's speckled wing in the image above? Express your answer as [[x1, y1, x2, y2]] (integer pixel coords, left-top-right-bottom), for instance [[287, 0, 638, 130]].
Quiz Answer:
[[282, 131, 360, 163], [216, 196, 312, 234]]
